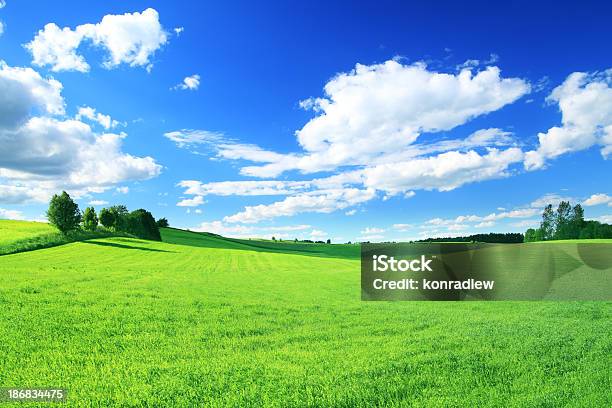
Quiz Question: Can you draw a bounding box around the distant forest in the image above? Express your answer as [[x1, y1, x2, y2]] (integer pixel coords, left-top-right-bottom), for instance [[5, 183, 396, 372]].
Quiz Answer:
[[524, 201, 612, 241], [417, 233, 524, 243]]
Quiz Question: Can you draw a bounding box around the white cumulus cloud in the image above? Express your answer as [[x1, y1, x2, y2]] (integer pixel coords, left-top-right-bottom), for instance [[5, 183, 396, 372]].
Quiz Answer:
[[223, 188, 376, 224], [583, 193, 611, 206], [236, 60, 529, 177], [360, 148, 524, 194], [0, 61, 161, 204], [0, 61, 64, 125], [529, 193, 573, 209], [525, 69, 612, 169], [163, 129, 224, 148], [177, 195, 205, 207], [26, 8, 168, 72], [172, 74, 200, 90], [76, 106, 122, 129], [177, 180, 310, 197]]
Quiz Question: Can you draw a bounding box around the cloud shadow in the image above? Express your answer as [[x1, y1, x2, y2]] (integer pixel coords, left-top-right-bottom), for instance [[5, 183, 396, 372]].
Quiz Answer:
[[82, 240, 175, 253]]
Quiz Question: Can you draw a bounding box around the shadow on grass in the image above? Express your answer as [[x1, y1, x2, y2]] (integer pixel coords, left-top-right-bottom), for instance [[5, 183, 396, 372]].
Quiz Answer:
[[82, 240, 174, 253]]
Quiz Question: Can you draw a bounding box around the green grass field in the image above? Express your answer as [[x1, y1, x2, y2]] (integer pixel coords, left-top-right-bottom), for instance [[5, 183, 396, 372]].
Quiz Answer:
[[0, 221, 610, 406]]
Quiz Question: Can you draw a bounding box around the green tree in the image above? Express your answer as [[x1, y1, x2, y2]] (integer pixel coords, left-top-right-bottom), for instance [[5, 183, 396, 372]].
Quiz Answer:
[[569, 204, 585, 239], [579, 221, 597, 239], [554, 201, 572, 239], [82, 206, 98, 231], [47, 191, 81, 234], [126, 209, 161, 241], [540, 205, 555, 240], [109, 205, 129, 231], [99, 208, 116, 229], [524, 228, 537, 242], [156, 217, 169, 228], [534, 228, 544, 241], [606, 224, 612, 238]]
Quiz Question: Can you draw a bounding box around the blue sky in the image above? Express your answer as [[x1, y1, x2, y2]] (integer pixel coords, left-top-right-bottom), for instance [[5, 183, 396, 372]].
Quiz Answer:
[[0, 0, 611, 242]]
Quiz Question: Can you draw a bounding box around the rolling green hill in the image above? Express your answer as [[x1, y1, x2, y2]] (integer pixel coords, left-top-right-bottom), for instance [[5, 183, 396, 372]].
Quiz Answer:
[[0, 220, 125, 256], [0, 225, 610, 406], [160, 227, 360, 259]]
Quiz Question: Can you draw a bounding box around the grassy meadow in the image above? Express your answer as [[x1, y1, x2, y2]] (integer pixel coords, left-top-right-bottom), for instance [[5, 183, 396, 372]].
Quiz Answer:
[[0, 220, 610, 406]]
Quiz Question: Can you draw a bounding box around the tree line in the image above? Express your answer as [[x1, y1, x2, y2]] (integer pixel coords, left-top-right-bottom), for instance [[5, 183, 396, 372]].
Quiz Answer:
[[525, 201, 612, 242], [47, 191, 169, 241], [417, 232, 524, 243]]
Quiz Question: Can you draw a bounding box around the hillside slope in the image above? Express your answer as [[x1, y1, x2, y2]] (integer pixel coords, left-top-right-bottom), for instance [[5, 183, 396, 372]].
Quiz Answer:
[[160, 227, 359, 259], [0, 220, 126, 256]]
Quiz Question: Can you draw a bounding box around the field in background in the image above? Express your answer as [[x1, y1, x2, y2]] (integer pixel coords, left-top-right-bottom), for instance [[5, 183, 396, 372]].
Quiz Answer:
[[0, 220, 55, 246], [160, 227, 359, 259], [0, 221, 610, 406]]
